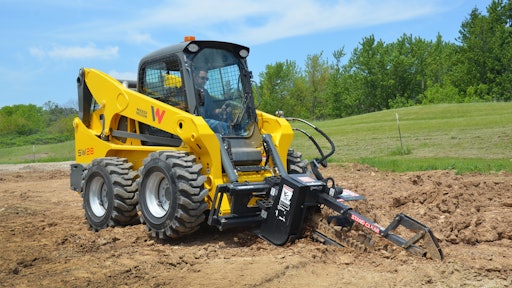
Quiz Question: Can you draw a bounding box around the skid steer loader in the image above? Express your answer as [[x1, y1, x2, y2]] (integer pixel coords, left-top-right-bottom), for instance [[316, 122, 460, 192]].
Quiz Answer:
[[70, 36, 443, 260]]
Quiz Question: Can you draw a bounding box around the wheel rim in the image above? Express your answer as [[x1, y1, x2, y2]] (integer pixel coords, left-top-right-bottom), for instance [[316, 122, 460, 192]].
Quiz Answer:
[[144, 170, 170, 218], [89, 175, 108, 217]]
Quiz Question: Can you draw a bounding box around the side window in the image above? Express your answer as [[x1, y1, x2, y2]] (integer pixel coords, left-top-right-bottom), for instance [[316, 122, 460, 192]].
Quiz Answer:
[[141, 55, 187, 109]]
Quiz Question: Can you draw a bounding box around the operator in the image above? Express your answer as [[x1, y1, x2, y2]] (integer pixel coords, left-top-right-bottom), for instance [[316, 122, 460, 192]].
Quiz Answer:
[[194, 69, 230, 134]]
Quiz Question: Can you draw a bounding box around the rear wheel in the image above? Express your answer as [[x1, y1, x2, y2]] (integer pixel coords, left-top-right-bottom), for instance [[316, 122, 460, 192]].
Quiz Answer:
[[287, 149, 308, 174], [137, 151, 208, 239], [82, 157, 139, 231]]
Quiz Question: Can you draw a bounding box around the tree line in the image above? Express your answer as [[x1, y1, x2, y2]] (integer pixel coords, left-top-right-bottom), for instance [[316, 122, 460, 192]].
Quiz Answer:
[[257, 0, 512, 119], [0, 101, 76, 147]]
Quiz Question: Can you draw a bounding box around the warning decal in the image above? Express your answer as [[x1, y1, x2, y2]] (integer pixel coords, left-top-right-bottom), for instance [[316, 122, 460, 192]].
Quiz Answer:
[[278, 184, 293, 212]]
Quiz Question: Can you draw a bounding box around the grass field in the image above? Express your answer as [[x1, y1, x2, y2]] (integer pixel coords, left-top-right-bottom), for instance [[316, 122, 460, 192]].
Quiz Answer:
[[1, 103, 510, 173], [291, 102, 512, 173], [0, 141, 75, 164]]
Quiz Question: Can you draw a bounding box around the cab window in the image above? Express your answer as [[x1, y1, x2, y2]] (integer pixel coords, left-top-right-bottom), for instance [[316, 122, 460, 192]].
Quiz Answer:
[[141, 54, 187, 109]]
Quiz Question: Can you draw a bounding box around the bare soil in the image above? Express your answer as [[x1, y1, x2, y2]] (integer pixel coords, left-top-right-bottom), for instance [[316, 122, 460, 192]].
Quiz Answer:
[[0, 162, 511, 287]]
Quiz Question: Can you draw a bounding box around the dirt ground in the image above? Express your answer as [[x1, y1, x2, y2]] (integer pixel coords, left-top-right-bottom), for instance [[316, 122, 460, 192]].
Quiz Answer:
[[0, 162, 511, 288]]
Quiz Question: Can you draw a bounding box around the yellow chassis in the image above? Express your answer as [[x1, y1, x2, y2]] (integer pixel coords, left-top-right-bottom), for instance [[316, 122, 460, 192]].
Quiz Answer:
[[73, 68, 294, 216]]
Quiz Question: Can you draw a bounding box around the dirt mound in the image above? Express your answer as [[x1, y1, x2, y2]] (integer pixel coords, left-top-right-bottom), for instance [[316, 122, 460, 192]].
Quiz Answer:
[[0, 162, 511, 287]]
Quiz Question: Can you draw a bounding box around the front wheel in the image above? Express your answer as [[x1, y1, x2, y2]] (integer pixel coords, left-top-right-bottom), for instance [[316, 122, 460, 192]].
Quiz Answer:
[[137, 151, 208, 239], [81, 157, 139, 231]]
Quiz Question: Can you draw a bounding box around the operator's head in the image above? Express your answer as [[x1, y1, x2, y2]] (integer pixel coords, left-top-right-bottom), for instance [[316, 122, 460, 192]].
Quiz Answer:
[[195, 69, 208, 89]]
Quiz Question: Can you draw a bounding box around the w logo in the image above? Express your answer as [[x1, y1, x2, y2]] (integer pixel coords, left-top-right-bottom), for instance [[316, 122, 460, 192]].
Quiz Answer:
[[151, 106, 166, 124]]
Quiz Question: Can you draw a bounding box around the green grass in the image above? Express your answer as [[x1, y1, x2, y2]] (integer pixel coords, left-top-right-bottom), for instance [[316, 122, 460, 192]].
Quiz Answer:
[[1, 103, 511, 173], [290, 102, 512, 173], [359, 157, 512, 174], [0, 141, 75, 164]]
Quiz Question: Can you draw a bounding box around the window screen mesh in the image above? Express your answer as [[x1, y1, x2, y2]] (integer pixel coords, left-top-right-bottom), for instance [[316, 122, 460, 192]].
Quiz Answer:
[[141, 55, 186, 108], [204, 64, 242, 101]]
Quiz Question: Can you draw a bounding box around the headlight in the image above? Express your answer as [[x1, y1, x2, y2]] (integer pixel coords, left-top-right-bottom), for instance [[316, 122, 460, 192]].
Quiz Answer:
[[239, 49, 249, 58], [187, 43, 199, 53]]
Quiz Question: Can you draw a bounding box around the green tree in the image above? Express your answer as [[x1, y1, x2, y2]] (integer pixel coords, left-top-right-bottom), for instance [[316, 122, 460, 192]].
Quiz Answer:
[[0, 104, 45, 136], [0, 103, 77, 147], [387, 34, 418, 107], [304, 51, 331, 119], [326, 48, 346, 118], [42, 101, 76, 136], [456, 0, 512, 101], [43, 101, 76, 122], [343, 35, 390, 114], [258, 60, 301, 116], [288, 75, 310, 118], [419, 34, 460, 104]]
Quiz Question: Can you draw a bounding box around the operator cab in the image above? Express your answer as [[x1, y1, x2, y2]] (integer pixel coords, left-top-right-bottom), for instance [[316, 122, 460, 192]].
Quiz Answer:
[[137, 37, 262, 167], [137, 37, 257, 137]]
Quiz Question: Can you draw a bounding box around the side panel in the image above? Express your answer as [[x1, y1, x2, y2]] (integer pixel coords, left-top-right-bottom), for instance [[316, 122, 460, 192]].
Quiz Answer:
[[73, 117, 178, 169], [257, 110, 295, 168], [74, 68, 222, 182]]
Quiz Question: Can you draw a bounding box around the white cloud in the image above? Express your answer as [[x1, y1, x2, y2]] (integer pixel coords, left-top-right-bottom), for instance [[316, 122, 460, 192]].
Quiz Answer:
[[24, 0, 460, 58], [126, 32, 158, 45], [29, 43, 119, 60], [28, 47, 47, 59], [126, 0, 455, 45]]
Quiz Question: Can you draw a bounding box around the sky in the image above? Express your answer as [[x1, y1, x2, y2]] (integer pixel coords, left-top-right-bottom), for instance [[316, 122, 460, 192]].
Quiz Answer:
[[0, 0, 491, 108]]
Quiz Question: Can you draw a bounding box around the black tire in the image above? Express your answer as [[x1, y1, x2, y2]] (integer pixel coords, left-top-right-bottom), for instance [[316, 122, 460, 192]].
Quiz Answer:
[[287, 149, 309, 174], [81, 157, 139, 231], [137, 151, 208, 239]]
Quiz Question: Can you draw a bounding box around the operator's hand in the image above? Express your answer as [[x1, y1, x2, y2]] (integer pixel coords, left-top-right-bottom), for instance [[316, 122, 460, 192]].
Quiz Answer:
[[215, 102, 231, 114], [215, 102, 233, 121]]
